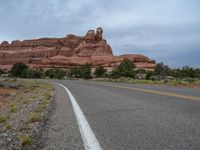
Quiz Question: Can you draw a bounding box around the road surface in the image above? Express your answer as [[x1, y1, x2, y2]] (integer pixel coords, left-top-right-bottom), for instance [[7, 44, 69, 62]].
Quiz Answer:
[[42, 80, 200, 150]]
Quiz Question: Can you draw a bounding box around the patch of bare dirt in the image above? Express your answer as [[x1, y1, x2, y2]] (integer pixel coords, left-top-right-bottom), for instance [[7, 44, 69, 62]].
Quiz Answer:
[[0, 79, 54, 150], [0, 88, 17, 107]]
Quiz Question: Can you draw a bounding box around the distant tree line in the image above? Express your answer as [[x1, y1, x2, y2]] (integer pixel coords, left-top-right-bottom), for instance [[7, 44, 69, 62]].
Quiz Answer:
[[148, 62, 200, 79], [0, 61, 199, 80], [8, 63, 66, 79]]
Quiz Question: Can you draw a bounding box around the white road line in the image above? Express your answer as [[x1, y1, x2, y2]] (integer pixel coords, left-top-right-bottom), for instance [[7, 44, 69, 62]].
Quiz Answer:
[[57, 83, 102, 150]]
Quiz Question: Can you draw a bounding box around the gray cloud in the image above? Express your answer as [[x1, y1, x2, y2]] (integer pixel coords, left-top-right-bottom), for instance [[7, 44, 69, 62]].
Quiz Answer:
[[0, 0, 200, 68]]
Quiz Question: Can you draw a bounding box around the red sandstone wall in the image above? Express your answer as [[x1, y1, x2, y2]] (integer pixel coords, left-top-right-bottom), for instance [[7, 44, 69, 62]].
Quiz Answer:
[[0, 28, 156, 70]]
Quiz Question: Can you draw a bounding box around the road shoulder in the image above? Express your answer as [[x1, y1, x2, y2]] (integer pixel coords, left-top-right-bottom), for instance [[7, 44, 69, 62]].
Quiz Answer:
[[41, 83, 84, 150]]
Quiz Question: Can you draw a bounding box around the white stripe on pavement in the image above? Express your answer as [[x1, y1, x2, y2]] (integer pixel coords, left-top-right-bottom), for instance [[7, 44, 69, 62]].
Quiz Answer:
[[57, 83, 102, 150]]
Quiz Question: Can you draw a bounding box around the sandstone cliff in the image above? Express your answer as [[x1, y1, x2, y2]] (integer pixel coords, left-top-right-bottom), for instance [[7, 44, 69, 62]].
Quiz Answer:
[[0, 28, 156, 71]]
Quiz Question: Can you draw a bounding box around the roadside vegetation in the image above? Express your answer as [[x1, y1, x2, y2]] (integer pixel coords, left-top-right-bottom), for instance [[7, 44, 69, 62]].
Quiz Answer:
[[94, 61, 200, 87], [94, 66, 107, 78], [109, 58, 136, 79], [0, 60, 200, 87], [68, 63, 92, 79], [0, 79, 54, 149]]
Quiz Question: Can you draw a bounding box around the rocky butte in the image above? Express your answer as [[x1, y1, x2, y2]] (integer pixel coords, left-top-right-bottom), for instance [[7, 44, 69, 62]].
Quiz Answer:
[[0, 27, 156, 71]]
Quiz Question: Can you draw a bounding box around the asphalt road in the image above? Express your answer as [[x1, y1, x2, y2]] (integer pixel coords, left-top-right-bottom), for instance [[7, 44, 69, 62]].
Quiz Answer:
[[48, 80, 200, 150]]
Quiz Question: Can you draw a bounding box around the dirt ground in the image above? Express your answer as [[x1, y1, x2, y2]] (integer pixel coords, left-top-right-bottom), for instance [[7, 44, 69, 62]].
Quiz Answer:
[[0, 79, 54, 150], [0, 88, 17, 107]]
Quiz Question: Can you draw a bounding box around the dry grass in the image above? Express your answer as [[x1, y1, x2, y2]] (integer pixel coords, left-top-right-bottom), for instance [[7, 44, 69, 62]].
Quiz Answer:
[[28, 113, 42, 122], [19, 134, 32, 146], [0, 115, 7, 123], [10, 105, 18, 113], [5, 124, 12, 130], [0, 79, 54, 149], [22, 99, 31, 105]]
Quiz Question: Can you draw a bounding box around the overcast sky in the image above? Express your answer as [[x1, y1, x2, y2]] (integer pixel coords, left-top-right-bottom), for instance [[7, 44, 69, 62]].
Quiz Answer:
[[0, 0, 200, 68]]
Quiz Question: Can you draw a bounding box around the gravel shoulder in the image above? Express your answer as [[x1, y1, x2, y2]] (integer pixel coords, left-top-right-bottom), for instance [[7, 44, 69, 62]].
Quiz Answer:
[[0, 79, 54, 150], [41, 83, 84, 150]]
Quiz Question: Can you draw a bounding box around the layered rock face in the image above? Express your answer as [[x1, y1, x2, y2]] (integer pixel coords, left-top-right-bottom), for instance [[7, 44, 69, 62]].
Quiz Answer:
[[0, 28, 156, 71]]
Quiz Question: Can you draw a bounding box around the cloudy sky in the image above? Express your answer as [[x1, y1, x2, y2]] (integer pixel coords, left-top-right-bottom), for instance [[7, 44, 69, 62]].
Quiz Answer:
[[0, 0, 200, 68]]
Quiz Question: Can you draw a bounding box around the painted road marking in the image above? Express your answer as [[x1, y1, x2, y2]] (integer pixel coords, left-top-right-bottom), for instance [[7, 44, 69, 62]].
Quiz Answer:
[[92, 83, 200, 101], [108, 84, 200, 101], [57, 83, 102, 150]]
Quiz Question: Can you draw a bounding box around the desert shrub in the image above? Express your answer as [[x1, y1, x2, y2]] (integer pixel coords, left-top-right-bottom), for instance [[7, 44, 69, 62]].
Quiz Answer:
[[109, 59, 136, 79], [154, 63, 200, 79], [5, 124, 12, 130], [28, 113, 42, 122], [68, 67, 81, 78], [154, 62, 170, 78], [10, 105, 18, 113], [109, 68, 121, 79], [68, 64, 92, 79], [10, 63, 28, 77], [118, 58, 136, 77], [184, 78, 196, 83], [145, 71, 154, 80], [21, 69, 44, 78], [0, 115, 7, 123], [94, 66, 107, 77], [45, 68, 65, 79], [19, 134, 32, 146], [80, 64, 92, 79]]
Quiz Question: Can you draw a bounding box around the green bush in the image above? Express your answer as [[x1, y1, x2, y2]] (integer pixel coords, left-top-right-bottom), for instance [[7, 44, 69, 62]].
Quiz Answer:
[[0, 115, 7, 123], [145, 71, 154, 80], [118, 58, 136, 77], [68, 67, 81, 78], [94, 66, 107, 77], [153, 63, 200, 79], [109, 59, 136, 79], [80, 64, 92, 79], [109, 68, 121, 79], [10, 63, 28, 77], [68, 64, 92, 79], [19, 134, 32, 146], [45, 68, 65, 79], [154, 62, 170, 77], [21, 69, 44, 78]]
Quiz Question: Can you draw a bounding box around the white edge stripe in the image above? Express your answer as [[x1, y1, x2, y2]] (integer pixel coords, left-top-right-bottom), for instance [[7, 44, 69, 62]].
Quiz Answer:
[[57, 83, 102, 150]]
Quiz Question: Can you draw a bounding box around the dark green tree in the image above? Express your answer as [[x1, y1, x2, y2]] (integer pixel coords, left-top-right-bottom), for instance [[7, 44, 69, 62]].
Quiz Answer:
[[68, 67, 81, 78], [145, 71, 154, 80], [10, 63, 28, 77], [21, 69, 44, 78], [45, 68, 65, 79], [109, 59, 136, 78], [155, 62, 170, 77], [109, 68, 121, 79], [118, 58, 136, 78], [68, 64, 92, 79], [94, 66, 107, 77], [80, 64, 92, 79]]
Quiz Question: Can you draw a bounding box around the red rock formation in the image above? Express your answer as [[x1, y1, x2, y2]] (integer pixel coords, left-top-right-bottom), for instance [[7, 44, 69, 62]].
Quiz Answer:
[[0, 28, 156, 71], [95, 27, 103, 41]]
